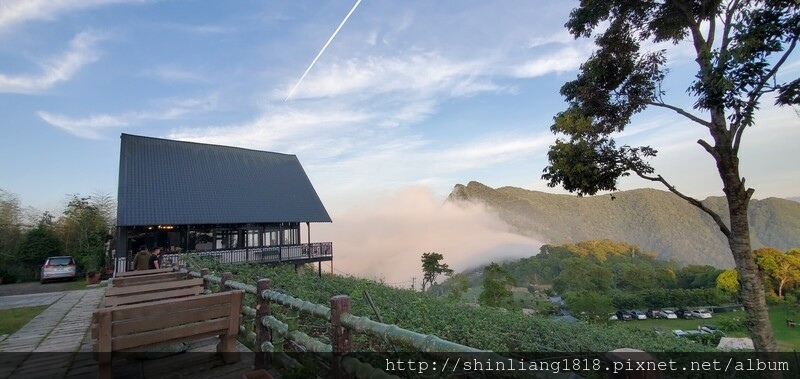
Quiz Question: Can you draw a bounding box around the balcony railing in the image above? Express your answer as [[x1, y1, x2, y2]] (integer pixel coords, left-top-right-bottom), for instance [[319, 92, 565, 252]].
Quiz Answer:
[[116, 242, 332, 273]]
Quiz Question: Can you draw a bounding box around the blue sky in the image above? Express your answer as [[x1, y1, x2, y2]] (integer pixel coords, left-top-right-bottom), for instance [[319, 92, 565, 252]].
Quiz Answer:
[[2, 0, 799, 218]]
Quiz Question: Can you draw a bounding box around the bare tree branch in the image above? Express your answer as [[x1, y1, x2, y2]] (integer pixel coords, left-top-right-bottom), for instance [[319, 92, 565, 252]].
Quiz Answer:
[[647, 101, 713, 127], [634, 171, 731, 238], [719, 0, 741, 56]]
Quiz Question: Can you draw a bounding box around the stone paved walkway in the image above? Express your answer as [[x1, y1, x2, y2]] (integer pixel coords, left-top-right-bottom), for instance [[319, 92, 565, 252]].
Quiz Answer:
[[0, 288, 104, 378], [0, 287, 262, 379]]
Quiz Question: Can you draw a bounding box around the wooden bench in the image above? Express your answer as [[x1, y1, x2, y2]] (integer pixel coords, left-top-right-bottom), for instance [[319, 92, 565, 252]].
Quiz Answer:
[[103, 278, 204, 307], [116, 267, 175, 278], [92, 290, 244, 379], [112, 272, 188, 287]]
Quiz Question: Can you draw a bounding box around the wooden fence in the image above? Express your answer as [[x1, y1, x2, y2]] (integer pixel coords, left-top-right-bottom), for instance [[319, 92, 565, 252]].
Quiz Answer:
[[173, 265, 666, 379]]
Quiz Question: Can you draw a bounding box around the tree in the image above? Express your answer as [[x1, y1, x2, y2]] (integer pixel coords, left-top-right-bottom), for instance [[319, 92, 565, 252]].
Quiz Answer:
[[447, 273, 470, 300], [542, 0, 798, 352], [56, 195, 113, 274], [755, 247, 800, 297], [17, 225, 64, 280], [716, 269, 740, 302], [565, 290, 614, 322], [420, 252, 453, 292], [479, 262, 517, 307]]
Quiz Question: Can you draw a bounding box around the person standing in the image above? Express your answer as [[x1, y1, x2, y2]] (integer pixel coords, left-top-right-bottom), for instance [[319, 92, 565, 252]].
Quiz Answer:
[[133, 245, 151, 271], [149, 247, 161, 269]]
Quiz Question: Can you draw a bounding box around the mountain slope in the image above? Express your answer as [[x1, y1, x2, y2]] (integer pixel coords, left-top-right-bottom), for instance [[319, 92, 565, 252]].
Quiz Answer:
[[447, 182, 800, 267]]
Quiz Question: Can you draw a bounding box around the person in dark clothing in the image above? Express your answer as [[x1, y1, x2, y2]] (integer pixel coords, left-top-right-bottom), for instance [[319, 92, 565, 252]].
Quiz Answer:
[[149, 247, 161, 269], [133, 245, 150, 271]]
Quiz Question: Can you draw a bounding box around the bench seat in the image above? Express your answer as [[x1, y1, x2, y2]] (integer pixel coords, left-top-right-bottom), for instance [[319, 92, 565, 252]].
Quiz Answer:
[[92, 290, 244, 379]]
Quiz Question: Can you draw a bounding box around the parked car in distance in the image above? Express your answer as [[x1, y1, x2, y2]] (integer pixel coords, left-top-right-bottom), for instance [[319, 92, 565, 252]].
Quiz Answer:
[[615, 310, 633, 321], [701, 324, 725, 336], [675, 308, 694, 319], [646, 309, 662, 319], [40, 256, 77, 283], [609, 313, 618, 321], [672, 329, 688, 337], [631, 310, 647, 320], [661, 309, 678, 319], [691, 309, 713, 319]]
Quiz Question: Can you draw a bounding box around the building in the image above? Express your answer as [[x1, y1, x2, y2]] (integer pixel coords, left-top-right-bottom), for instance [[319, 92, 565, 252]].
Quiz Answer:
[[115, 134, 332, 273]]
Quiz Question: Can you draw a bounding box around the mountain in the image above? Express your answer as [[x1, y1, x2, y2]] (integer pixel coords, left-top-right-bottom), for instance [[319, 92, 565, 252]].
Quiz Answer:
[[447, 181, 800, 268], [789, 197, 800, 203]]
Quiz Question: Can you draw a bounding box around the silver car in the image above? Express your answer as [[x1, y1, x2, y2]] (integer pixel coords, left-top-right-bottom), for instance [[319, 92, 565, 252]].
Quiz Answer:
[[40, 256, 77, 283]]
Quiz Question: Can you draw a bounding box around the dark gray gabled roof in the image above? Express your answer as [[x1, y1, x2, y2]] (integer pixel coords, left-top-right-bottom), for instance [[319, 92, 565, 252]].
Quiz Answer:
[[117, 134, 332, 226]]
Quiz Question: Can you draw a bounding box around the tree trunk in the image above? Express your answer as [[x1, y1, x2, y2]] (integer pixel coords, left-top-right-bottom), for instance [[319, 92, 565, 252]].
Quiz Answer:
[[726, 188, 778, 352]]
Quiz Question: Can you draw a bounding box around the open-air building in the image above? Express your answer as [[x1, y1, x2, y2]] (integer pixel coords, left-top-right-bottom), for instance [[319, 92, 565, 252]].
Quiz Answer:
[[114, 133, 333, 274]]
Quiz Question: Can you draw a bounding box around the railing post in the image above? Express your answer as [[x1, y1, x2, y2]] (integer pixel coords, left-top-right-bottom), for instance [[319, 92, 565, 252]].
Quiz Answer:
[[220, 272, 233, 292], [330, 295, 353, 379], [255, 279, 273, 371], [200, 268, 210, 293]]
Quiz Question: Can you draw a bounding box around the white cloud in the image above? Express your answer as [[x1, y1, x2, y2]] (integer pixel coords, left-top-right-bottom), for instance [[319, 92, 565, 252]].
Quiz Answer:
[[38, 94, 218, 139], [144, 66, 210, 84], [37, 112, 128, 139], [0, 0, 143, 32], [314, 187, 543, 284], [511, 46, 587, 78], [279, 52, 497, 101], [0, 31, 103, 93]]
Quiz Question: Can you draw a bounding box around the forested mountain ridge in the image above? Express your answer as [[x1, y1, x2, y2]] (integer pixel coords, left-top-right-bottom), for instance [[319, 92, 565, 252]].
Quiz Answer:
[[447, 181, 800, 268]]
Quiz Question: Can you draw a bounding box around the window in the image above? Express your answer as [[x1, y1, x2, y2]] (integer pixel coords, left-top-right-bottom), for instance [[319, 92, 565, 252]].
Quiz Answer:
[[263, 229, 279, 246], [215, 230, 239, 249], [283, 227, 298, 245], [246, 229, 260, 247]]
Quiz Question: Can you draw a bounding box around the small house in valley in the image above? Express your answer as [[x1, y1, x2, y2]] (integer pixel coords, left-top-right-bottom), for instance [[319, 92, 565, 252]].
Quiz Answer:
[[114, 133, 332, 273]]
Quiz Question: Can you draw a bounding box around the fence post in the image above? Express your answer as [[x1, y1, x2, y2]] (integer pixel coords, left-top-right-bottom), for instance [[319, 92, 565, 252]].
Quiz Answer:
[[255, 279, 273, 371], [220, 272, 233, 292], [200, 268, 210, 293], [330, 295, 353, 379]]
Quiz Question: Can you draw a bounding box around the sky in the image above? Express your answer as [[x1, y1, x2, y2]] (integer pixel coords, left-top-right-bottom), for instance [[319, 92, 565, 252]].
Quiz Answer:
[[2, 1, 799, 283]]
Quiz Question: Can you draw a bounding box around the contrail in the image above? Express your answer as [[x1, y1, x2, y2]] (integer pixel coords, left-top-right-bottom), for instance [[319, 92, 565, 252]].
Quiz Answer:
[[284, 0, 362, 102]]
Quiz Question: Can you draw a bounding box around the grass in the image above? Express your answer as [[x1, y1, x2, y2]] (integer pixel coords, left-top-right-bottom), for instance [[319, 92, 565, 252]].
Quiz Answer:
[[0, 305, 48, 335], [767, 304, 800, 351], [615, 305, 800, 351]]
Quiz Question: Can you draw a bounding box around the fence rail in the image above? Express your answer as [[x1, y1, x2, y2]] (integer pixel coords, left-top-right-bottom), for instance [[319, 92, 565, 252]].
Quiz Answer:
[[173, 265, 599, 379]]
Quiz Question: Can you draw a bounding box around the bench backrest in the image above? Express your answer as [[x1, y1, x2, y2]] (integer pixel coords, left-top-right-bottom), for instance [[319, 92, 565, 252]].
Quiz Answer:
[[116, 267, 175, 278], [103, 278, 204, 307], [93, 290, 243, 352], [112, 272, 188, 287]]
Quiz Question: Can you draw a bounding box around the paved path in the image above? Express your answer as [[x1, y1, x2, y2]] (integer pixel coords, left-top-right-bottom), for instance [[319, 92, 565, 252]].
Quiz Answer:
[[0, 289, 104, 378], [0, 287, 263, 379]]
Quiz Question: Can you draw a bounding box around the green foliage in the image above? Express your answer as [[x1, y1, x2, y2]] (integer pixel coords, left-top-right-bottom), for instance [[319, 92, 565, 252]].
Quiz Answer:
[[716, 269, 740, 301], [755, 247, 800, 297], [57, 195, 114, 272], [479, 262, 516, 308], [446, 273, 469, 301], [420, 252, 453, 292], [15, 225, 64, 281], [543, 0, 799, 352], [18, 226, 63, 265], [564, 291, 613, 322], [192, 259, 715, 353]]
